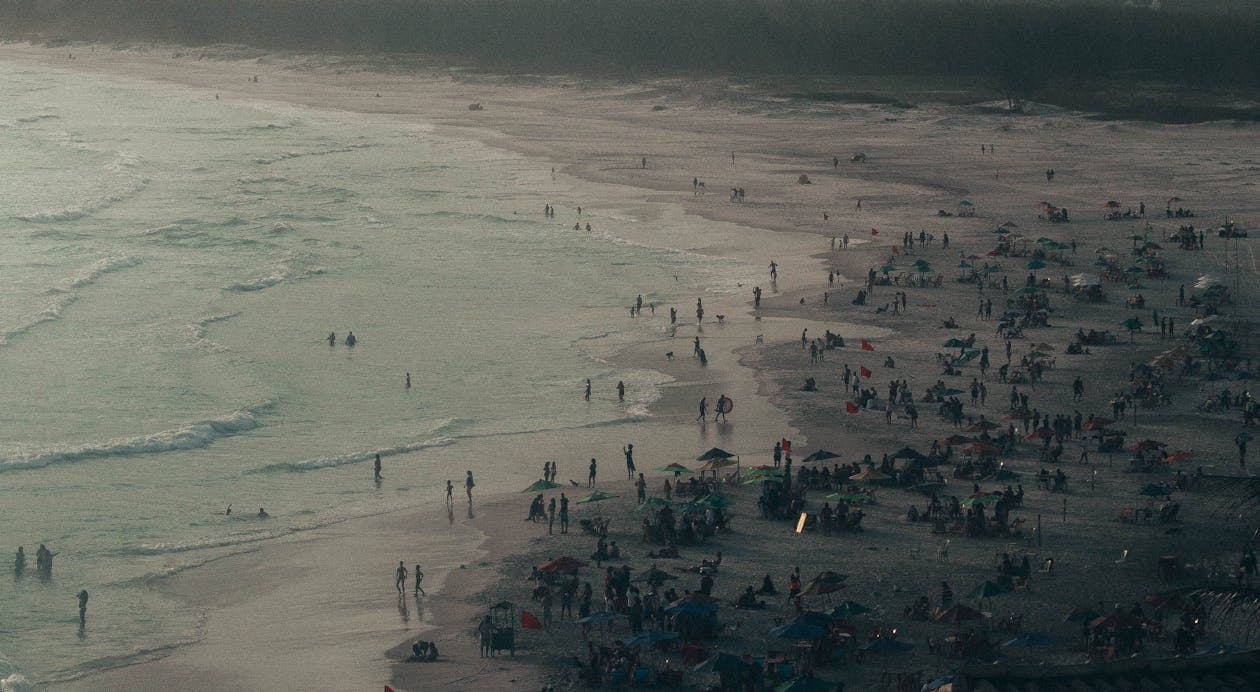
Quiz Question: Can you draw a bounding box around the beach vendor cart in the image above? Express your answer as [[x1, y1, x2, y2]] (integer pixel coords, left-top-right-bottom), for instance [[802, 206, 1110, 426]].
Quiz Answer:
[[489, 601, 516, 656]]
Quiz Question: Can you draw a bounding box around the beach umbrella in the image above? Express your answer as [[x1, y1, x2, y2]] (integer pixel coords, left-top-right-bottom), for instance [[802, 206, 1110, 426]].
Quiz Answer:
[[575, 611, 625, 624], [956, 349, 980, 363], [1013, 286, 1041, 295], [1027, 351, 1052, 360], [637, 497, 672, 511], [942, 338, 967, 348], [633, 566, 679, 584], [1024, 427, 1053, 440], [1139, 483, 1172, 497], [696, 447, 735, 461], [1126, 283, 1147, 290], [1195, 274, 1226, 290], [935, 604, 985, 624], [801, 449, 840, 463], [1032, 342, 1055, 352], [892, 446, 929, 462], [695, 493, 736, 509], [693, 652, 748, 673], [965, 420, 999, 432], [693, 652, 746, 673], [1167, 196, 1182, 205], [1104, 200, 1121, 209], [826, 492, 874, 504], [1025, 259, 1047, 270], [961, 493, 1003, 507], [768, 622, 826, 640], [849, 467, 890, 482], [1092, 258, 1112, 267], [938, 434, 975, 446], [924, 676, 954, 691], [864, 638, 915, 655], [827, 600, 873, 618], [792, 611, 835, 629], [1129, 439, 1165, 452], [959, 200, 974, 207], [969, 580, 1011, 599], [801, 580, 846, 597], [622, 630, 679, 646], [1081, 417, 1114, 431], [538, 556, 587, 573], [879, 264, 897, 274], [1122, 317, 1143, 330], [1162, 450, 1194, 463], [696, 458, 737, 474], [1064, 606, 1101, 623], [521, 479, 561, 492], [665, 599, 719, 616], [775, 677, 834, 692], [914, 481, 947, 494], [1002, 632, 1055, 648], [577, 490, 620, 504], [657, 462, 691, 474]]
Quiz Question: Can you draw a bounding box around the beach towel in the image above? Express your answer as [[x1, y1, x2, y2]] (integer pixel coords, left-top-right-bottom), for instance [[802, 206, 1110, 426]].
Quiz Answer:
[[846, 402, 859, 414], [861, 340, 875, 351], [522, 610, 543, 630], [860, 366, 872, 378]]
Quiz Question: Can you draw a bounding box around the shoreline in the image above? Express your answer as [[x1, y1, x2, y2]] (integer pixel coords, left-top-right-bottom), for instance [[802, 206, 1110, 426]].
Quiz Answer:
[[8, 38, 1260, 691]]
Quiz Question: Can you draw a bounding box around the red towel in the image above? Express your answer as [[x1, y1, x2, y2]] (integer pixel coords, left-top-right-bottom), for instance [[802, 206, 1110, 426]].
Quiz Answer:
[[861, 339, 875, 351], [522, 610, 543, 630], [860, 366, 872, 378], [846, 401, 859, 414]]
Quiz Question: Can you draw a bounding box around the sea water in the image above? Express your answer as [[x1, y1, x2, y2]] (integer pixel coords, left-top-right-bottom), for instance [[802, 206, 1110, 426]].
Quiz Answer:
[[0, 58, 761, 685]]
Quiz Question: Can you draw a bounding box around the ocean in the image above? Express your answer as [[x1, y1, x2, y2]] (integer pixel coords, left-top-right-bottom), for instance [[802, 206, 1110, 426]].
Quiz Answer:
[[0, 57, 762, 686]]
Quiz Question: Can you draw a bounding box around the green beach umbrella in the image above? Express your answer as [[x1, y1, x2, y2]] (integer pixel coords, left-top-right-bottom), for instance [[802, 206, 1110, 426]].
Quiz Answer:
[[959, 200, 974, 207], [962, 493, 1004, 507], [1028, 351, 1052, 359], [521, 479, 561, 492], [637, 497, 671, 511], [827, 600, 874, 618], [1025, 259, 1047, 270], [577, 490, 620, 504], [1122, 317, 1144, 329], [879, 264, 897, 273], [826, 492, 874, 503], [696, 493, 736, 509], [657, 462, 691, 474], [958, 261, 973, 269], [956, 349, 981, 362], [942, 338, 967, 348]]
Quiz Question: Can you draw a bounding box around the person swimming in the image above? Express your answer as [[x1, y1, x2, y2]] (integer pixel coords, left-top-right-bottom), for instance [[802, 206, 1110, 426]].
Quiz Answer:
[[258, 507, 269, 518], [328, 332, 336, 346], [345, 332, 357, 347]]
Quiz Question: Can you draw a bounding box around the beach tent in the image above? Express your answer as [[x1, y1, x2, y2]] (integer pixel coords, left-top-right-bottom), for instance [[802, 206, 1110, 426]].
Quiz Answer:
[[801, 449, 840, 463], [577, 490, 620, 504]]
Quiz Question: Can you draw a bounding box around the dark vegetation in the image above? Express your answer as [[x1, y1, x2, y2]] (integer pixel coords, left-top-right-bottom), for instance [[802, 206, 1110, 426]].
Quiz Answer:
[[3, 1, 1259, 112]]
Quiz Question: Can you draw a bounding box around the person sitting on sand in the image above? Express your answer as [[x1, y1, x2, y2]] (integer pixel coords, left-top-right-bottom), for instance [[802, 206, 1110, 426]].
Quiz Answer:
[[409, 640, 438, 662]]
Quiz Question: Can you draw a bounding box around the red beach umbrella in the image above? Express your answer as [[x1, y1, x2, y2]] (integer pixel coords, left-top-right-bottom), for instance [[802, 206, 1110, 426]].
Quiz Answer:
[[1081, 417, 1114, 431], [965, 420, 1000, 432], [539, 556, 588, 573]]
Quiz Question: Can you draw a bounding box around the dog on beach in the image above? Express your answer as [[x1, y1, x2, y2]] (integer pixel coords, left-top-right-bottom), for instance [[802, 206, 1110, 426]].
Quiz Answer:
[[666, 351, 674, 360]]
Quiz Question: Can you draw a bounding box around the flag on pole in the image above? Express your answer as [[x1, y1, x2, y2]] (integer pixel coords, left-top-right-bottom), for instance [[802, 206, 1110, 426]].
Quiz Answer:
[[522, 610, 543, 630], [781, 439, 792, 455], [860, 366, 872, 378], [861, 339, 875, 351], [846, 401, 859, 414]]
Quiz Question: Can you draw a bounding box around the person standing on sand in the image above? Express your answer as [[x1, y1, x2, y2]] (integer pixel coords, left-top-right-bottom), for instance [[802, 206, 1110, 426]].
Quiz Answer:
[[465, 471, 475, 504], [77, 589, 89, 626], [617, 381, 625, 402], [1237, 433, 1250, 470], [395, 561, 408, 594], [548, 497, 556, 535], [588, 458, 598, 487], [559, 493, 570, 533], [374, 453, 382, 480], [697, 397, 708, 423], [327, 331, 335, 347], [446, 480, 453, 504], [624, 444, 636, 479], [414, 564, 426, 596], [584, 378, 591, 401], [478, 615, 494, 657]]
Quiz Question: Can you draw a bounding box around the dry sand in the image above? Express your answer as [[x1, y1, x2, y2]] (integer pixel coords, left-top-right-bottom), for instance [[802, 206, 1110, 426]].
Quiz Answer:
[[9, 40, 1260, 691]]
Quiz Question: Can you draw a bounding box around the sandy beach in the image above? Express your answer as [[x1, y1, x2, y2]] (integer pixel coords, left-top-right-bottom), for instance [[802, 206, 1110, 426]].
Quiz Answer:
[[7, 39, 1260, 691]]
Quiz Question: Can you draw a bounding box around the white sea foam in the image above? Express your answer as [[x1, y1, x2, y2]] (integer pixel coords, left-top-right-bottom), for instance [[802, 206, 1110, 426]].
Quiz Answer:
[[16, 153, 148, 222], [0, 255, 142, 347], [0, 401, 273, 472], [0, 674, 32, 692]]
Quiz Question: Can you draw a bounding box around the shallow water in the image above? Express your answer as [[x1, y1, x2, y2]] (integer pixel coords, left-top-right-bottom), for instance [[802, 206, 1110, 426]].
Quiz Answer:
[[0, 60, 765, 685]]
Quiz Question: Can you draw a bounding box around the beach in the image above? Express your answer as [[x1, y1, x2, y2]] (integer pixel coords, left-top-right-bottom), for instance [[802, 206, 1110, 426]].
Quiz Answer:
[[3, 40, 1259, 691]]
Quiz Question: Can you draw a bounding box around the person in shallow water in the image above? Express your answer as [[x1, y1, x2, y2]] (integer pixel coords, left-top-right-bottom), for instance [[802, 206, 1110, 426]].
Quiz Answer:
[[258, 507, 269, 518], [327, 331, 335, 346], [345, 331, 357, 347]]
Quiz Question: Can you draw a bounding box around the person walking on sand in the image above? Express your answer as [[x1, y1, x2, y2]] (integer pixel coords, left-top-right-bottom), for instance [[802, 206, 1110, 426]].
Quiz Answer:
[[414, 564, 426, 596], [1237, 433, 1250, 470], [588, 458, 598, 487], [465, 470, 475, 504], [446, 480, 453, 504], [617, 380, 625, 402], [624, 444, 636, 479], [374, 453, 383, 480], [697, 397, 708, 423], [714, 394, 730, 422], [547, 497, 556, 535], [395, 561, 408, 594], [584, 378, 591, 401], [559, 493, 570, 533], [405, 372, 411, 389]]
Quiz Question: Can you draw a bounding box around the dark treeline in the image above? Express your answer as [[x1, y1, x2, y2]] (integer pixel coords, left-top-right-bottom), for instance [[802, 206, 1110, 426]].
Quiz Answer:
[[4, 1, 1259, 89]]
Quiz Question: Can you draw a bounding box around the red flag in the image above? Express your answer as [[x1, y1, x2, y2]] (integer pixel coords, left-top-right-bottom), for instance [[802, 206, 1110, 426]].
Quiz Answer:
[[861, 339, 875, 351], [522, 610, 543, 630], [846, 401, 859, 414], [870, 228, 878, 236], [781, 438, 792, 454], [860, 366, 872, 378]]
